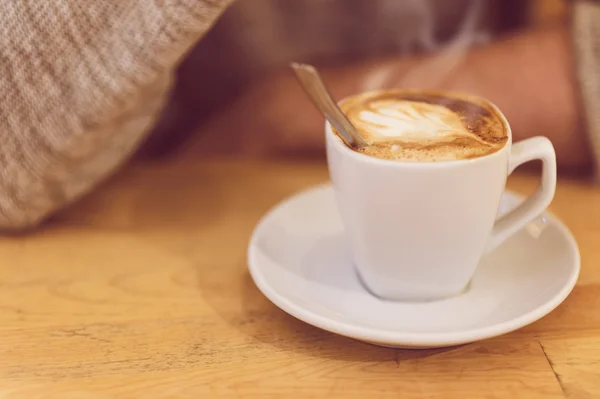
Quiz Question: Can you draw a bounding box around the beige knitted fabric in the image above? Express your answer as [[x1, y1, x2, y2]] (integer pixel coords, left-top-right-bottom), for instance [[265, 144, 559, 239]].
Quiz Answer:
[[571, 0, 600, 177], [0, 0, 232, 230]]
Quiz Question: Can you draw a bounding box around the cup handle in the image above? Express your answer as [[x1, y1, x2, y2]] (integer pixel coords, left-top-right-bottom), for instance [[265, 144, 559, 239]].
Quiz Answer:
[[485, 136, 557, 253]]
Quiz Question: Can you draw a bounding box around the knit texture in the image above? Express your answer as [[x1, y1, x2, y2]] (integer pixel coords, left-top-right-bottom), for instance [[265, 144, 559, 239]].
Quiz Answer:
[[571, 0, 600, 176], [0, 0, 232, 230]]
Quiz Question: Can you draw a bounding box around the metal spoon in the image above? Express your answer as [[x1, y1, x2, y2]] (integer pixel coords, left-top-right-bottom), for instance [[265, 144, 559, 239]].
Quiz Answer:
[[290, 62, 367, 148]]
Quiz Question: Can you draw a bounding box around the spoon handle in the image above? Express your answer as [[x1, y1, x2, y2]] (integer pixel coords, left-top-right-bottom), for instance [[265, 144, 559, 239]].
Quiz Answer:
[[291, 63, 367, 148]]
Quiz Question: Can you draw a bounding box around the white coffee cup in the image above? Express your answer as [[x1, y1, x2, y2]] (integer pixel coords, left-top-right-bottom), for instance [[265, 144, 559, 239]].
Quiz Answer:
[[325, 95, 556, 301]]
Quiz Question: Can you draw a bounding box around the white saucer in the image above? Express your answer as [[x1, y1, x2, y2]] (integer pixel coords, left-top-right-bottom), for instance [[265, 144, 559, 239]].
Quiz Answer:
[[248, 184, 580, 348]]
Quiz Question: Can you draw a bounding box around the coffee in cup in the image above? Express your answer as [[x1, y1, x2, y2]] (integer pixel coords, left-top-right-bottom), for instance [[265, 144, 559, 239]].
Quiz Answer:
[[334, 89, 509, 162]]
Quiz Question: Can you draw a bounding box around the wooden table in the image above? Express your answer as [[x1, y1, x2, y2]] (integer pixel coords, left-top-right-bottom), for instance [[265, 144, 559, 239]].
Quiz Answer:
[[0, 159, 598, 398]]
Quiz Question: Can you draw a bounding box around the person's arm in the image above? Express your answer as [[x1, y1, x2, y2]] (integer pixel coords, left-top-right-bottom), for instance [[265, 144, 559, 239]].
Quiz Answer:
[[325, 25, 589, 169], [188, 24, 591, 172]]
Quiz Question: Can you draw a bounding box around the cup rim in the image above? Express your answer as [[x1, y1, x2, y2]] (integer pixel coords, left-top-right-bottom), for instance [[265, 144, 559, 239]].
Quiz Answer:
[[327, 88, 512, 168]]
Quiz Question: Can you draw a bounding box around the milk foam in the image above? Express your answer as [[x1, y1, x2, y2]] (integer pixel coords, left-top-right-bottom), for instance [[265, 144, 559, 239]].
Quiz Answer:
[[335, 90, 508, 162], [350, 100, 481, 144]]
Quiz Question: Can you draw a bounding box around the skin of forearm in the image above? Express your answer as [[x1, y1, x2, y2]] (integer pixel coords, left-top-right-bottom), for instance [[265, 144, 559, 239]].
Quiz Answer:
[[294, 26, 591, 170]]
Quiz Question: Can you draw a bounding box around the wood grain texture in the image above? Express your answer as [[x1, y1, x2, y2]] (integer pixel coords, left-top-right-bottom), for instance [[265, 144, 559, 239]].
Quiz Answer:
[[0, 159, 597, 398]]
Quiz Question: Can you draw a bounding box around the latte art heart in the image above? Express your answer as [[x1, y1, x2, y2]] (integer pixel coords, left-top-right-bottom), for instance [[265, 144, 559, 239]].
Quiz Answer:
[[335, 90, 508, 162]]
